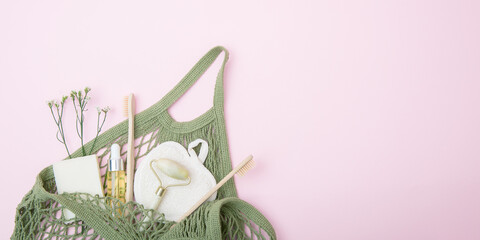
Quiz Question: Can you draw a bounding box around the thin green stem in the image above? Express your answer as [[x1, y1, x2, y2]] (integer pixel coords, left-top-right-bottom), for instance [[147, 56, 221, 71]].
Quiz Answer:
[[59, 102, 71, 158], [89, 109, 108, 155], [72, 96, 82, 138], [49, 106, 59, 125], [50, 104, 71, 159], [89, 112, 101, 155], [79, 93, 86, 155], [73, 93, 86, 156]]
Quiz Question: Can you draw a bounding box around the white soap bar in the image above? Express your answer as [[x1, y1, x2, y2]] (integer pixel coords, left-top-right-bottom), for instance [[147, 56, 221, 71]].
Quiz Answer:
[[53, 154, 104, 221]]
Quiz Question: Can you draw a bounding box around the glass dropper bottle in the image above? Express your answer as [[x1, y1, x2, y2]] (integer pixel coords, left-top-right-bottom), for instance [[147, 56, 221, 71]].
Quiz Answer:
[[106, 144, 126, 204]]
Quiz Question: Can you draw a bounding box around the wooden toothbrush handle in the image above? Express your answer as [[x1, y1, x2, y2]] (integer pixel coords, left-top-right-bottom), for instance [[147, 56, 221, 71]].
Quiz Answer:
[[126, 94, 135, 203], [176, 155, 253, 223]]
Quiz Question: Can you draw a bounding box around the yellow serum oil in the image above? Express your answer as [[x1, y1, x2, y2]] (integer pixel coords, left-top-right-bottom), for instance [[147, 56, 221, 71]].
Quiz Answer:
[[107, 144, 126, 211]]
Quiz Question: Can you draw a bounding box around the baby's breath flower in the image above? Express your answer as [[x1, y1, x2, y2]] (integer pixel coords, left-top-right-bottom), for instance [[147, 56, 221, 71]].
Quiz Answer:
[[49, 87, 108, 157], [61, 96, 68, 104], [47, 100, 55, 108]]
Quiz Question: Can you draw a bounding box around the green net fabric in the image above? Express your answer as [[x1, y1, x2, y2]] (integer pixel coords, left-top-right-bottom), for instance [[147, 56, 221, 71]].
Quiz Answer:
[[12, 46, 276, 240]]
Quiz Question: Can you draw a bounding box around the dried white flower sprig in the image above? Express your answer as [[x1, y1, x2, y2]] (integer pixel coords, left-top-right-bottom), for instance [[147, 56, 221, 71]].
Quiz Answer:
[[47, 96, 70, 157], [89, 106, 110, 156], [47, 87, 110, 158]]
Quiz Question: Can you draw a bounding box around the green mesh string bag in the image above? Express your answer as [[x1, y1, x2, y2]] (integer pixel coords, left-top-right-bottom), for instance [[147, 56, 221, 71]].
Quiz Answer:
[[12, 46, 276, 240]]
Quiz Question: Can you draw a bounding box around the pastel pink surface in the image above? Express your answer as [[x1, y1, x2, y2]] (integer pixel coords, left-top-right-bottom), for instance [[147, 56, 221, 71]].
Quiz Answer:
[[1, 1, 480, 239]]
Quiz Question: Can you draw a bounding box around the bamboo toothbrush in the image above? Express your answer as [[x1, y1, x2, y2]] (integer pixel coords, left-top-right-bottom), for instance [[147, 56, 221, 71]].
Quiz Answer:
[[124, 94, 135, 203], [176, 155, 255, 223]]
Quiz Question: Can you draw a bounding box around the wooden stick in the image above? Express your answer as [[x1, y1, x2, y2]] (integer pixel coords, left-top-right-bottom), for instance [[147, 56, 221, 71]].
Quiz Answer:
[[125, 94, 135, 203], [176, 155, 254, 223]]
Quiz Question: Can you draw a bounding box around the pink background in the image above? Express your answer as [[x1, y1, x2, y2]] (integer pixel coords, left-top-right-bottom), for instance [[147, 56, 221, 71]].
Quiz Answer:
[[1, 1, 480, 239]]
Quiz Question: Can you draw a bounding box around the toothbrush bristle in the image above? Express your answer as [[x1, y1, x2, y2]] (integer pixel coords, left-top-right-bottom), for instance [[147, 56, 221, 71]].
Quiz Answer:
[[237, 159, 255, 177]]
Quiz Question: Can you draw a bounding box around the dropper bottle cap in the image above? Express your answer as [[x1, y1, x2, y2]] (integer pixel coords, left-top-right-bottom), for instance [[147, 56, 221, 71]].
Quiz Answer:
[[108, 144, 124, 171]]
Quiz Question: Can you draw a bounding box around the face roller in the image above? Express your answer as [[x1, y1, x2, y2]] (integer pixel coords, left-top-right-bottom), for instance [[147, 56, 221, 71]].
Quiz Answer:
[[149, 158, 191, 211]]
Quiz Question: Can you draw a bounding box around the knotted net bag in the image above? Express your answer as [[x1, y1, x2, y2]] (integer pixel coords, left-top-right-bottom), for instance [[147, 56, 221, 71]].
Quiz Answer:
[[12, 46, 276, 240]]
